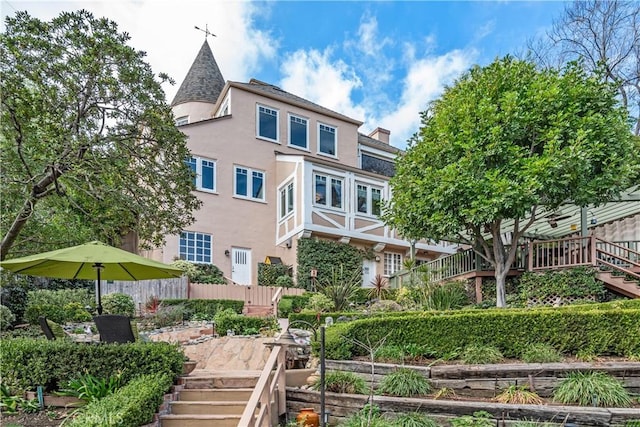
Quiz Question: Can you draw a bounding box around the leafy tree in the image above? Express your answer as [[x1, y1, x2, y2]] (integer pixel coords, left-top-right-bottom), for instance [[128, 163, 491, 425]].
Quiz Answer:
[[527, 0, 640, 135], [0, 10, 201, 260], [384, 57, 639, 307]]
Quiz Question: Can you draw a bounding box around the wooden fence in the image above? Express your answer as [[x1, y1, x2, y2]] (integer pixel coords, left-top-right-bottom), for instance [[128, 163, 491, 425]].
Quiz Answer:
[[189, 283, 304, 306], [103, 278, 303, 308]]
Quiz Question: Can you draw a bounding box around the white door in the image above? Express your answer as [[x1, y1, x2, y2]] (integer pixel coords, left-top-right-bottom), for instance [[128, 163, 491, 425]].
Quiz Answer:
[[231, 248, 251, 285], [362, 259, 376, 287]]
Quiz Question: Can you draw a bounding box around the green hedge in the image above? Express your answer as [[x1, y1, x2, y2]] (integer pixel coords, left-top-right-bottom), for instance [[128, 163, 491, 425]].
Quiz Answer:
[[24, 289, 94, 324], [1, 339, 184, 392], [258, 262, 292, 286], [297, 238, 370, 290], [279, 293, 313, 317], [66, 372, 173, 427], [323, 306, 640, 360], [214, 309, 278, 335], [161, 299, 244, 319]]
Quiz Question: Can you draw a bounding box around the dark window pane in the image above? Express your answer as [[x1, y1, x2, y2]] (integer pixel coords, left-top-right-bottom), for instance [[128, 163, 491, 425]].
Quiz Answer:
[[236, 168, 247, 196], [290, 117, 307, 148]]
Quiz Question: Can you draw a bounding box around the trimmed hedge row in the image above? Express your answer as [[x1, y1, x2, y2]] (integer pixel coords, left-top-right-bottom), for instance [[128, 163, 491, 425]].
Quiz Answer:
[[278, 293, 313, 317], [66, 372, 173, 427], [161, 298, 244, 319], [291, 299, 640, 326], [323, 307, 640, 360], [1, 339, 184, 392]]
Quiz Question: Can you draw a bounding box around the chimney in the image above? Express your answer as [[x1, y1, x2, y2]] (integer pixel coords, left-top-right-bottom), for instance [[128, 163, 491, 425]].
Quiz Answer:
[[368, 127, 390, 144]]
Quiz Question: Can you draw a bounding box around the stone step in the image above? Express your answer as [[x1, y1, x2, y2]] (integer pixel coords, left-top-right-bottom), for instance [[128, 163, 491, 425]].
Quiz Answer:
[[179, 388, 254, 402], [169, 401, 247, 415], [160, 414, 242, 427], [180, 370, 261, 389], [243, 304, 273, 317]]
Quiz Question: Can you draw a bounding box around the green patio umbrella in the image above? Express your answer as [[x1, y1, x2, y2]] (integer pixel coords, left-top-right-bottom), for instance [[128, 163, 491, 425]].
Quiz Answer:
[[0, 241, 184, 314]]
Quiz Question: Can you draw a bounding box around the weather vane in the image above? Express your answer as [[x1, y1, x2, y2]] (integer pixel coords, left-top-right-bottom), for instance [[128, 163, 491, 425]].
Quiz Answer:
[[194, 24, 216, 39]]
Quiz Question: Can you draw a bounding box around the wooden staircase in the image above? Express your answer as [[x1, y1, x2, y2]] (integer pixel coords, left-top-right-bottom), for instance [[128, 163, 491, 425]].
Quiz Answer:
[[160, 371, 261, 427]]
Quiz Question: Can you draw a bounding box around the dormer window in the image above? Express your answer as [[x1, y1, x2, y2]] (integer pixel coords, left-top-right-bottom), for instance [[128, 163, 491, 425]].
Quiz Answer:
[[257, 105, 279, 142]]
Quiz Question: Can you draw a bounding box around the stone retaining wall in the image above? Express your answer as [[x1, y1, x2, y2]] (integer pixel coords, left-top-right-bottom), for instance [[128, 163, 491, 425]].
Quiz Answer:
[[326, 360, 640, 397]]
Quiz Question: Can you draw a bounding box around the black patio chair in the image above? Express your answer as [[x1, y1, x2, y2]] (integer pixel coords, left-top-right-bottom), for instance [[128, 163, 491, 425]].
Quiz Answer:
[[38, 316, 56, 340], [93, 314, 136, 344]]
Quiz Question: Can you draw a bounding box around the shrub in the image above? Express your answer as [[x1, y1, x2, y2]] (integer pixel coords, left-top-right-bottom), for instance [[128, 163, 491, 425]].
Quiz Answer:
[[323, 305, 640, 360], [25, 289, 93, 324], [161, 299, 243, 320], [368, 275, 389, 301], [461, 344, 503, 364], [318, 266, 362, 311], [59, 371, 123, 403], [495, 385, 542, 404], [275, 275, 294, 287], [451, 411, 494, 427], [553, 371, 632, 407], [306, 293, 334, 313], [142, 305, 186, 329], [1, 338, 183, 392], [213, 308, 277, 336], [279, 294, 312, 317], [65, 373, 173, 427], [377, 368, 431, 397], [297, 238, 368, 290], [170, 260, 225, 284], [374, 345, 405, 363], [392, 413, 438, 427], [314, 371, 368, 394], [63, 302, 92, 322], [102, 293, 135, 318], [521, 343, 563, 363], [422, 280, 469, 310], [337, 405, 393, 427], [258, 262, 292, 286], [369, 300, 403, 313], [0, 305, 15, 330]]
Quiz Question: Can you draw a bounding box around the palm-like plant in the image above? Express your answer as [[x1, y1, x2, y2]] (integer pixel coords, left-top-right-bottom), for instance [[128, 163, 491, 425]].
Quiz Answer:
[[368, 274, 389, 300], [318, 265, 362, 311]]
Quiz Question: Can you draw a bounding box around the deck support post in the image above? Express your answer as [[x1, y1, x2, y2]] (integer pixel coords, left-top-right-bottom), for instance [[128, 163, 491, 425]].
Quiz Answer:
[[475, 276, 483, 303]]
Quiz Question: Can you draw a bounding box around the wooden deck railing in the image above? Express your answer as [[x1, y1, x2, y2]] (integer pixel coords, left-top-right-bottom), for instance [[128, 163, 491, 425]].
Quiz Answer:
[[271, 287, 284, 317], [390, 245, 525, 288], [390, 238, 639, 287], [238, 344, 286, 427]]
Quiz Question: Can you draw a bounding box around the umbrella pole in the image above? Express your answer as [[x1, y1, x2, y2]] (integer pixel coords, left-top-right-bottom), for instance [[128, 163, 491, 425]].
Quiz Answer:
[[94, 263, 103, 315]]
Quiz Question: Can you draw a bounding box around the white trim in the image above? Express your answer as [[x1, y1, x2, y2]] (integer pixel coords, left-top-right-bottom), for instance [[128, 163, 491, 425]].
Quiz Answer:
[[215, 94, 231, 117], [188, 156, 217, 193], [278, 180, 295, 220], [359, 145, 396, 160], [313, 172, 344, 211], [256, 104, 279, 142], [175, 116, 189, 126], [233, 165, 266, 202]]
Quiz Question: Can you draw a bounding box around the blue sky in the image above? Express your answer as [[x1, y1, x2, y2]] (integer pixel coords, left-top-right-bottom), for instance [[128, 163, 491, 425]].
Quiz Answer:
[[2, 1, 568, 147]]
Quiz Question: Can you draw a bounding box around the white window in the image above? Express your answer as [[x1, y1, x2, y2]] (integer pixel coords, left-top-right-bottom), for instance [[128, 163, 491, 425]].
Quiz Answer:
[[356, 184, 382, 216], [288, 114, 308, 149], [175, 116, 189, 126], [314, 173, 343, 209], [279, 181, 294, 218], [180, 231, 212, 263], [234, 166, 265, 201], [186, 156, 216, 192], [257, 105, 278, 141], [384, 253, 402, 276], [318, 123, 337, 156]]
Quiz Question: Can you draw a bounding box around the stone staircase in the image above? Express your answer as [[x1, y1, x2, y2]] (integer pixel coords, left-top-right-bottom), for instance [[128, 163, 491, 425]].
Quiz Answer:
[[160, 370, 261, 427]]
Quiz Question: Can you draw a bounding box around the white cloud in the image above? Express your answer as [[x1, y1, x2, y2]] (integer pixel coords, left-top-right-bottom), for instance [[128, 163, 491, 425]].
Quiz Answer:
[[5, 1, 278, 102], [350, 14, 393, 57], [377, 49, 476, 148], [279, 48, 368, 123]]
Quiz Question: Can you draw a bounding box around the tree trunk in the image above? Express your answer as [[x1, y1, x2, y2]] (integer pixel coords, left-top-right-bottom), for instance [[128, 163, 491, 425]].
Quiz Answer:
[[1, 196, 38, 260], [494, 264, 508, 308]]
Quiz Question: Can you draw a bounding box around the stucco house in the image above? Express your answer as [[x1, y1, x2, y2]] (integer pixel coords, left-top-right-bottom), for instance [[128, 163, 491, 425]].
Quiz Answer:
[[148, 40, 456, 286]]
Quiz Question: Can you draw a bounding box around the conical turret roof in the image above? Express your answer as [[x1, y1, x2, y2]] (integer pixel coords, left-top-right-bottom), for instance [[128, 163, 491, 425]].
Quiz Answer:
[[171, 40, 225, 107]]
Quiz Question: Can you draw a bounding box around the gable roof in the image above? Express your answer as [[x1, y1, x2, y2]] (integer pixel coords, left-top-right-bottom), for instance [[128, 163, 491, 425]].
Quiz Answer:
[[229, 79, 363, 126], [358, 133, 402, 154], [171, 40, 225, 107]]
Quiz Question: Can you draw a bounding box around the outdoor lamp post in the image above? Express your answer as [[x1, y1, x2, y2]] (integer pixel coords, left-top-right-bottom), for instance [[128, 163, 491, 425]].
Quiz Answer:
[[275, 320, 326, 427]]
